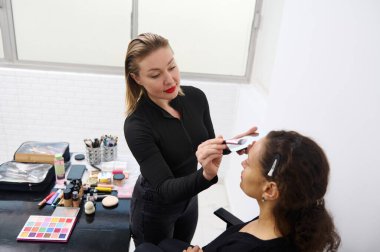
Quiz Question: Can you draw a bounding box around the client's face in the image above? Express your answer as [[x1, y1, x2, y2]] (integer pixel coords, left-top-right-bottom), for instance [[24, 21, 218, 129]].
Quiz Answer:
[[240, 138, 268, 199]]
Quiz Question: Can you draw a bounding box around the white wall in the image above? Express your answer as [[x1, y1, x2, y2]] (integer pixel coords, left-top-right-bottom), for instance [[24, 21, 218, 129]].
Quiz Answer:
[[227, 0, 380, 251], [224, 85, 268, 220], [223, 0, 282, 221]]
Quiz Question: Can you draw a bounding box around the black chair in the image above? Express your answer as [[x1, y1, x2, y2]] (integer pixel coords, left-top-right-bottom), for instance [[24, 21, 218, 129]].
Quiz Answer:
[[213, 207, 244, 229]]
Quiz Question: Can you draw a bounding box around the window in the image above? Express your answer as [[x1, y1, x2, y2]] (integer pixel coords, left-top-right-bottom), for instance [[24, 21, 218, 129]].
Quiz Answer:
[[138, 0, 258, 79], [0, 0, 262, 82], [0, 30, 4, 59], [0, 0, 6, 59], [12, 0, 132, 67]]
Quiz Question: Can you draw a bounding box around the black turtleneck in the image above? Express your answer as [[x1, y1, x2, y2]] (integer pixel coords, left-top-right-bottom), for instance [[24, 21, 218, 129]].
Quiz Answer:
[[124, 86, 218, 203]]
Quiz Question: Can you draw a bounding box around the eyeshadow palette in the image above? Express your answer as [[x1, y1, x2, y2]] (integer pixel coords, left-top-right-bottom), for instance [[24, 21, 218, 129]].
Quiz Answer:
[[17, 215, 76, 242], [225, 135, 257, 152]]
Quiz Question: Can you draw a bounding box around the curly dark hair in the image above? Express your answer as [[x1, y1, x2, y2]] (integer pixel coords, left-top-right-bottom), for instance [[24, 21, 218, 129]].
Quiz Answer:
[[261, 131, 341, 252]]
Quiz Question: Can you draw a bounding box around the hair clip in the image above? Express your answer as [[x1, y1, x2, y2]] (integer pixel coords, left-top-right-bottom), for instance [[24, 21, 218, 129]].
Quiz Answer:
[[267, 154, 280, 177]]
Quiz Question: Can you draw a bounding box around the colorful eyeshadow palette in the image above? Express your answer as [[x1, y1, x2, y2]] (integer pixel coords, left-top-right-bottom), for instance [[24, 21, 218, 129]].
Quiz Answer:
[[17, 215, 76, 242]]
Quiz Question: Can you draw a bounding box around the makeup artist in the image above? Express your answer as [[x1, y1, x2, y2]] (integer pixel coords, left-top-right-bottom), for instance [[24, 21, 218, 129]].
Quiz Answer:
[[123, 33, 256, 247]]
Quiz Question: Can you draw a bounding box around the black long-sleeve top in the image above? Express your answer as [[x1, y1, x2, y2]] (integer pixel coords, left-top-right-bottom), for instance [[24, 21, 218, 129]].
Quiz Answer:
[[124, 86, 218, 203], [203, 218, 296, 252]]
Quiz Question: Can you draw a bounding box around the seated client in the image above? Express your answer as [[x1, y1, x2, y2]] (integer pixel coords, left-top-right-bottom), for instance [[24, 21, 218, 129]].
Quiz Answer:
[[135, 130, 341, 252]]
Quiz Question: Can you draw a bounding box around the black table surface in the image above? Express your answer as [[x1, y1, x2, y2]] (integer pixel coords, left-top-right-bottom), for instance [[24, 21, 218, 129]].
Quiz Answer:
[[0, 183, 131, 252]]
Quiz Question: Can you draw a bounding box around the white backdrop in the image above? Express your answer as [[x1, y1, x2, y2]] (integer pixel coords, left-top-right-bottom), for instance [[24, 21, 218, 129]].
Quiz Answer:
[[263, 0, 380, 251]]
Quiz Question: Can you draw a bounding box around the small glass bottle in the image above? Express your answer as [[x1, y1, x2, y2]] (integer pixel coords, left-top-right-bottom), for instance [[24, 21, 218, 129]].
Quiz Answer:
[[63, 188, 72, 207], [79, 181, 84, 198], [54, 153, 65, 185], [73, 184, 80, 194], [66, 183, 74, 192], [89, 191, 94, 202], [93, 189, 98, 201], [72, 191, 80, 207]]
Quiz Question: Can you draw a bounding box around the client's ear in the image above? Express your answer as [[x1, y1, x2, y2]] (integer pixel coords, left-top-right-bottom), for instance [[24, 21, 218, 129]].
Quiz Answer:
[[262, 182, 279, 201]]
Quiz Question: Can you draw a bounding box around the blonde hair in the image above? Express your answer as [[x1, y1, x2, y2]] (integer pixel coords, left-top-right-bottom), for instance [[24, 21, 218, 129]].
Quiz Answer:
[[124, 33, 183, 116]]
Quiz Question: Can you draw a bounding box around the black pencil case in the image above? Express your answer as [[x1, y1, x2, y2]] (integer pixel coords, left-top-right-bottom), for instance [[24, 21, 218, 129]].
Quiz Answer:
[[0, 161, 55, 192]]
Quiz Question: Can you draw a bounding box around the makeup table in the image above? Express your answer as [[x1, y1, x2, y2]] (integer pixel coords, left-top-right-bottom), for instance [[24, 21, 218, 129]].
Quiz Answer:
[[0, 153, 140, 252]]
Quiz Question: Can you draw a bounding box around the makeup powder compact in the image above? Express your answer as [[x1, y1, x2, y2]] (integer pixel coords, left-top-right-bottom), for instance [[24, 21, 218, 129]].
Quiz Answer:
[[74, 154, 85, 161], [113, 173, 125, 186]]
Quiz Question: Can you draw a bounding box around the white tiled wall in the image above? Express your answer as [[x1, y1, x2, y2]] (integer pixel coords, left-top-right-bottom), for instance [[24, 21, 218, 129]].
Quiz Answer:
[[0, 67, 240, 178], [0, 68, 125, 164]]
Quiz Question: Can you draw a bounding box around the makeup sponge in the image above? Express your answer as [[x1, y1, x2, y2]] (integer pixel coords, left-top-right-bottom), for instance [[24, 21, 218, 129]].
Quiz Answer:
[[84, 201, 95, 215], [102, 195, 119, 208]]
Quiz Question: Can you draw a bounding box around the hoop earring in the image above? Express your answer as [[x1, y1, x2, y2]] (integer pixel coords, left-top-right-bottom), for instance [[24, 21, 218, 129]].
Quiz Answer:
[[261, 196, 266, 202]]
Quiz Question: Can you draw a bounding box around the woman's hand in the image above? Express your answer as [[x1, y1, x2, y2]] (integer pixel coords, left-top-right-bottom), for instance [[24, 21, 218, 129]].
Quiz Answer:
[[183, 245, 203, 252], [196, 136, 226, 180], [232, 126, 259, 139]]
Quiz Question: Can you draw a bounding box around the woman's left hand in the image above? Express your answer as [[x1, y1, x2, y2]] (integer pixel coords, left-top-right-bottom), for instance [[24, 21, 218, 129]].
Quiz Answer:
[[183, 245, 203, 252], [232, 126, 259, 139]]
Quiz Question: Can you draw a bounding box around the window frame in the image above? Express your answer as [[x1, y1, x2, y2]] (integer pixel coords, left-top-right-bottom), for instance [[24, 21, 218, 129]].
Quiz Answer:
[[0, 0, 262, 83]]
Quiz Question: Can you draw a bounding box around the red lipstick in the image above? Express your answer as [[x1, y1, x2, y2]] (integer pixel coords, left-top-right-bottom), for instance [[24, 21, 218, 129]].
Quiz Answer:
[[164, 86, 176, 94]]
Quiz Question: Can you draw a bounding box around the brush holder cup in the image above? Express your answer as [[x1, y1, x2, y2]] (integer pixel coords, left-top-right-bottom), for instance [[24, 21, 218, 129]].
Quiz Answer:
[[101, 145, 117, 162], [86, 147, 101, 165]]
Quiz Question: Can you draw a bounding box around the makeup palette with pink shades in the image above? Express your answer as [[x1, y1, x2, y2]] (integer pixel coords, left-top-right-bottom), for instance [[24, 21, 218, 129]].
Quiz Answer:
[[17, 215, 76, 242]]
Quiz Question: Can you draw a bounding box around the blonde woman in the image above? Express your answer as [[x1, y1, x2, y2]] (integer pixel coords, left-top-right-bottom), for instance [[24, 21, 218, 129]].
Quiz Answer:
[[124, 33, 256, 246]]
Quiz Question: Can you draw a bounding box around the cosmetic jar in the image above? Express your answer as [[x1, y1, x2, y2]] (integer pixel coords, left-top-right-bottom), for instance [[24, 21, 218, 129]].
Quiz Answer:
[[113, 173, 125, 186]]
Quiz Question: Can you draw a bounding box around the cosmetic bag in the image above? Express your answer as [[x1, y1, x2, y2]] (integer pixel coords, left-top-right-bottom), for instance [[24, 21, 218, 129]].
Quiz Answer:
[[0, 161, 54, 192], [14, 141, 70, 165]]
